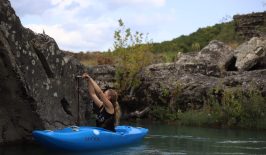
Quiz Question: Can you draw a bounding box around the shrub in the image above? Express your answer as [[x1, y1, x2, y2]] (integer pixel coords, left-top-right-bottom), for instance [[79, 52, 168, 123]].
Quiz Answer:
[[205, 87, 266, 128], [112, 19, 154, 92], [148, 86, 266, 129]]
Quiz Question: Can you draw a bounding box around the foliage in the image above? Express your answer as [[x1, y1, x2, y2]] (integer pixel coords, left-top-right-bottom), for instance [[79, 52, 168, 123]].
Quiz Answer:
[[162, 87, 170, 97], [149, 105, 178, 121], [112, 19, 154, 92], [204, 87, 266, 128], [149, 87, 266, 129], [191, 42, 201, 52], [151, 21, 243, 54]]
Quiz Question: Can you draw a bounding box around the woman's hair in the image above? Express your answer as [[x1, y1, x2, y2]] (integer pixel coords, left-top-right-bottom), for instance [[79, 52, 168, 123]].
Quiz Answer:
[[106, 89, 121, 126]]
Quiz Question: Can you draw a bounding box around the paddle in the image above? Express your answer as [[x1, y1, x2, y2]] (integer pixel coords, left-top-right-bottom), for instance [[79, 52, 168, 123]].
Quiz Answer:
[[75, 75, 82, 126]]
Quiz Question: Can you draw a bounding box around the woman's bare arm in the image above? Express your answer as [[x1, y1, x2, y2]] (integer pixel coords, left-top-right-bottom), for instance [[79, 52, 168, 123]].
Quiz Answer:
[[82, 73, 114, 112], [82, 73, 102, 108]]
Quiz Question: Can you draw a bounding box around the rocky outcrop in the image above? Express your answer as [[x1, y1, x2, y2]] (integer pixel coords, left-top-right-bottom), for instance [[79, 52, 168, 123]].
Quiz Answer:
[[88, 65, 116, 90], [0, 0, 90, 143], [234, 12, 266, 40], [132, 37, 266, 112], [97, 38, 265, 114], [235, 37, 266, 71], [175, 40, 234, 77]]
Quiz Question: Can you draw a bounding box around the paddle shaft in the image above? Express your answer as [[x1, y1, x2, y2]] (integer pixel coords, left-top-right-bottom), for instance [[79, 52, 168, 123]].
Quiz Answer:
[[76, 76, 81, 125]]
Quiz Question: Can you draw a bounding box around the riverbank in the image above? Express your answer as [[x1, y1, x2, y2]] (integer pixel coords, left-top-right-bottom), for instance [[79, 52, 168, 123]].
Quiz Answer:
[[146, 87, 266, 130]]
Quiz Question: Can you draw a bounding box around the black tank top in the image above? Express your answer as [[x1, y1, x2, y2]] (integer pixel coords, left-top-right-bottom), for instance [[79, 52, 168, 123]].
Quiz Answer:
[[96, 105, 115, 132]]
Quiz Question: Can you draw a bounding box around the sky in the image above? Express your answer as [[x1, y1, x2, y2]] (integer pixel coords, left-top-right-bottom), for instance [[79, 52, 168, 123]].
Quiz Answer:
[[10, 0, 265, 52]]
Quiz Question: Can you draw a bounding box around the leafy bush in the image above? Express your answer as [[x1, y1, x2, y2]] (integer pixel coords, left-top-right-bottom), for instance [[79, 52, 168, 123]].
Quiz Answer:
[[204, 87, 266, 128], [112, 19, 154, 92], [149, 105, 178, 121]]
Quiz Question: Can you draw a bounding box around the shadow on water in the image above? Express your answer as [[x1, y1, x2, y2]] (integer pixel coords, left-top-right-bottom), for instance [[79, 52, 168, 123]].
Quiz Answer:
[[1, 122, 266, 155]]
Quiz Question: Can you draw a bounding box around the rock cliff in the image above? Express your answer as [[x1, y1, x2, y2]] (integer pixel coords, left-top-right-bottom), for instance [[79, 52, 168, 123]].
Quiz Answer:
[[0, 0, 90, 143]]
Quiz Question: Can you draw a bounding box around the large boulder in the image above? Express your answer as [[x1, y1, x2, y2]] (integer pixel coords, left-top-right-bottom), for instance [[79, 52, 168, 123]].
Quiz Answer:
[[175, 40, 234, 77], [136, 62, 219, 111], [0, 0, 90, 143], [235, 37, 266, 71]]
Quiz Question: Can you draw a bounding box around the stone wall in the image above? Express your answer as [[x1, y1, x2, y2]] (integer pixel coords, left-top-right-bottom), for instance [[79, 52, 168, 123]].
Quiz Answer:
[[234, 12, 266, 40]]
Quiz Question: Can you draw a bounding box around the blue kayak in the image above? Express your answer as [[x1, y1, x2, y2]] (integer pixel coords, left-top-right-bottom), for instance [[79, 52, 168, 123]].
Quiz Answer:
[[32, 126, 148, 151]]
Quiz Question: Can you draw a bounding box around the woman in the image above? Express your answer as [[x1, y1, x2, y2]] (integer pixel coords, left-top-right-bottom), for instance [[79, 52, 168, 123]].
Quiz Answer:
[[82, 73, 121, 132]]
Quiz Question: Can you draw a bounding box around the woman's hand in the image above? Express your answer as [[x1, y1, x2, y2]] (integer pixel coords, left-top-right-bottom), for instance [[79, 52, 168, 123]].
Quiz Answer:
[[82, 73, 90, 80]]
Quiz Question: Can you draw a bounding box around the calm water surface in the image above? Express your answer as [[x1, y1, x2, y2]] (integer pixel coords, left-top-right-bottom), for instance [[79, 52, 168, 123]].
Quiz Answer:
[[1, 122, 266, 155]]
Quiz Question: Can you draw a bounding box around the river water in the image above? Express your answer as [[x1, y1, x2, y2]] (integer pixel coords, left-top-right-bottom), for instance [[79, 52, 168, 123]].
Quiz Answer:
[[1, 122, 266, 155]]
